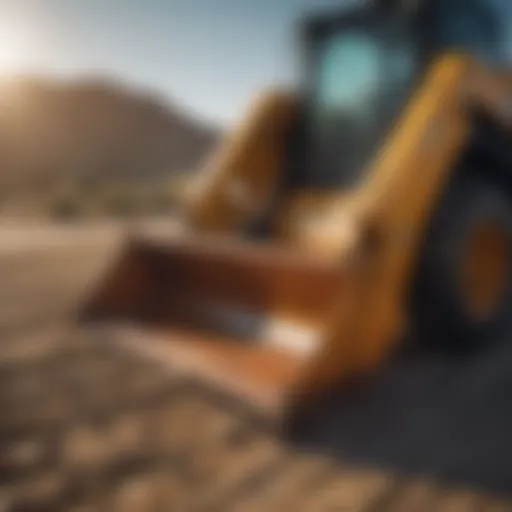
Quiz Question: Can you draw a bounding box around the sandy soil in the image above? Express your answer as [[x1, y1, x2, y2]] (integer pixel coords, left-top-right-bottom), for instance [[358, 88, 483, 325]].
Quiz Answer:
[[0, 223, 511, 511]]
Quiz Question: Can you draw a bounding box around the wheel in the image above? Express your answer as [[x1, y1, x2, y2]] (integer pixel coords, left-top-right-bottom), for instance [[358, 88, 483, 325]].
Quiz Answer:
[[412, 172, 512, 351]]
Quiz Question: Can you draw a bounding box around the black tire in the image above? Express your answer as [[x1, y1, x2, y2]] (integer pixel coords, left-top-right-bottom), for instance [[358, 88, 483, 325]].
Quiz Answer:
[[411, 173, 512, 352]]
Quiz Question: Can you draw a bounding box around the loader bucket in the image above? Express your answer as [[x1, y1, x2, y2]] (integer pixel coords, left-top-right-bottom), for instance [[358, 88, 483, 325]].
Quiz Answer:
[[83, 232, 350, 419]]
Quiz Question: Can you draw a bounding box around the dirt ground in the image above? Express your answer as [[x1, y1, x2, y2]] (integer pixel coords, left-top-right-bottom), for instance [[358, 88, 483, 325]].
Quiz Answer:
[[1, 223, 512, 511]]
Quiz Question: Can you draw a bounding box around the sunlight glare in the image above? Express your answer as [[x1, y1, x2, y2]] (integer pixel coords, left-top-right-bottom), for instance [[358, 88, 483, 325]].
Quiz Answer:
[[0, 24, 35, 73]]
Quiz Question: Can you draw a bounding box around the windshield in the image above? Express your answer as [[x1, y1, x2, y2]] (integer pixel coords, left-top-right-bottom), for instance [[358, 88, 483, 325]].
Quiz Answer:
[[299, 23, 417, 189], [317, 32, 382, 119], [317, 30, 414, 122]]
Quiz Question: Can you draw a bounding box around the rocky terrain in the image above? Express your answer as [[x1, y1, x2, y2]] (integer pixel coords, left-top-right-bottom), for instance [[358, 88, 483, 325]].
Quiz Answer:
[[0, 224, 511, 511]]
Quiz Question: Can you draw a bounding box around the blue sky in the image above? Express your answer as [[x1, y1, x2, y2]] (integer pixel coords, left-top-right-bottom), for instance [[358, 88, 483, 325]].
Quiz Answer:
[[0, 0, 349, 125]]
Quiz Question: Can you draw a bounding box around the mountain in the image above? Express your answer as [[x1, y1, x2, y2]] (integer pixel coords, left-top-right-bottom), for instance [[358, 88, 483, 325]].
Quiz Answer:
[[0, 76, 220, 196]]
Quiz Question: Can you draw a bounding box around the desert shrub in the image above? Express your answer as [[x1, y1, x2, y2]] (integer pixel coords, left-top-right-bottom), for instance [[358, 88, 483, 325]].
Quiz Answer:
[[103, 192, 139, 218], [48, 196, 82, 221], [152, 189, 176, 213]]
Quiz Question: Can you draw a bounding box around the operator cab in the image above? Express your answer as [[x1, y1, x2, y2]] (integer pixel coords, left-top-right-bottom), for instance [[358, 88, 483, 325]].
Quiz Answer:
[[287, 0, 508, 192]]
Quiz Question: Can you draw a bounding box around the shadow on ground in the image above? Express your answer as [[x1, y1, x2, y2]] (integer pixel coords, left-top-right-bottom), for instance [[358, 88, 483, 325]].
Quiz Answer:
[[289, 338, 512, 496]]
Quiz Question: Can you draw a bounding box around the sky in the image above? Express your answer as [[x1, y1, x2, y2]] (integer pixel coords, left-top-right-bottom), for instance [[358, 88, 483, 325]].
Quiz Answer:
[[0, 0, 351, 126]]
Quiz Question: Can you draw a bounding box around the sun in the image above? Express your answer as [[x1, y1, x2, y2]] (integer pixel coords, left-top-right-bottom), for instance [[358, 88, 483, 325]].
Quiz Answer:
[[0, 24, 35, 73]]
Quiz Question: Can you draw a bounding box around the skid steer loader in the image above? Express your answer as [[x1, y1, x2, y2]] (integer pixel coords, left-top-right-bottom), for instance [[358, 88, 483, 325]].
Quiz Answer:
[[84, 0, 512, 421]]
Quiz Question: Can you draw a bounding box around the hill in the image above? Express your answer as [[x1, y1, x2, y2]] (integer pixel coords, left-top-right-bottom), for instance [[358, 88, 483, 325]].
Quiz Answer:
[[0, 76, 220, 216]]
